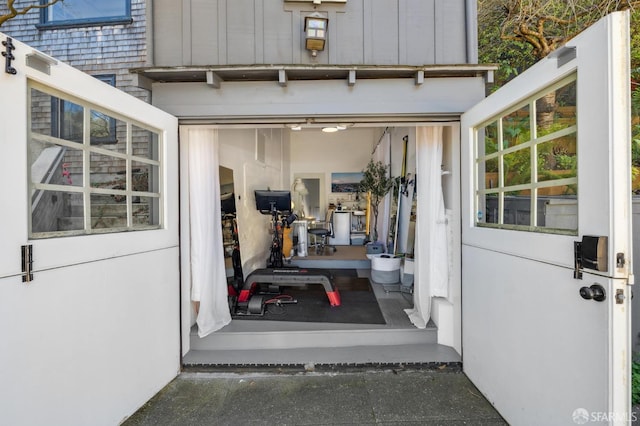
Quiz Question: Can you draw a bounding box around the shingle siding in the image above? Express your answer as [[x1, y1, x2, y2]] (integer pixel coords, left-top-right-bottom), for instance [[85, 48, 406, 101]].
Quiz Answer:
[[0, 0, 149, 103]]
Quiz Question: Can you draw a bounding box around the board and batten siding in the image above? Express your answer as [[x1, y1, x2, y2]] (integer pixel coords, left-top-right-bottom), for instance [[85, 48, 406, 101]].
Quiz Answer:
[[152, 0, 472, 67]]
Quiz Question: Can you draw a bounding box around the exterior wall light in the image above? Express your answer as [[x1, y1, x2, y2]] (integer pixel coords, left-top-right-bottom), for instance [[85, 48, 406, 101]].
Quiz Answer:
[[304, 13, 328, 57]]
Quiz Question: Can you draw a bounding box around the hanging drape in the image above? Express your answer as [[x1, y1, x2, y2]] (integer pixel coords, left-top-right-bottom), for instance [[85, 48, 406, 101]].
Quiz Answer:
[[405, 126, 449, 328], [187, 128, 232, 337]]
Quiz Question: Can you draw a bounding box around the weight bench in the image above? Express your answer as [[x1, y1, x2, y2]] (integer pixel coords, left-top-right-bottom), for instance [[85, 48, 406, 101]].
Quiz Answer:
[[238, 268, 341, 307]]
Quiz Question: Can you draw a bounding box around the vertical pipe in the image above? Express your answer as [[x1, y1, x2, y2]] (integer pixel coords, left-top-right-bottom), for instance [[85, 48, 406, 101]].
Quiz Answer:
[[465, 0, 478, 64]]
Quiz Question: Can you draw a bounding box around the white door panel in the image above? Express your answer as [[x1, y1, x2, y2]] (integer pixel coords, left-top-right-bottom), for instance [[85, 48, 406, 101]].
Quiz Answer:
[[0, 41, 29, 278], [463, 246, 616, 424], [462, 12, 632, 424], [462, 13, 632, 278], [0, 34, 180, 425], [0, 249, 180, 425], [0, 41, 179, 275]]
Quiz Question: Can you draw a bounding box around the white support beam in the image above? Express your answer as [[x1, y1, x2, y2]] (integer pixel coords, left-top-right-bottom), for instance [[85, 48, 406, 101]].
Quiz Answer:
[[485, 70, 494, 85], [206, 71, 223, 89], [132, 73, 154, 91], [278, 69, 288, 87], [348, 69, 356, 86], [414, 70, 424, 85]]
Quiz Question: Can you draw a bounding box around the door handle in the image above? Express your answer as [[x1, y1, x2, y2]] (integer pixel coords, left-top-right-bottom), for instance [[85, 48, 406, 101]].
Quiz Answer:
[[579, 284, 606, 302]]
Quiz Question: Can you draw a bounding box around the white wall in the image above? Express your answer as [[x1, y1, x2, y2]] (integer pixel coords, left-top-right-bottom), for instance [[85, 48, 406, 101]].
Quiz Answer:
[[290, 128, 376, 210], [219, 128, 289, 274]]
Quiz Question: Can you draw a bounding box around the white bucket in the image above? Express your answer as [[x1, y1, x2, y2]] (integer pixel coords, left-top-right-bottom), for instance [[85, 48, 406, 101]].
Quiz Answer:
[[370, 254, 401, 284], [400, 258, 414, 287]]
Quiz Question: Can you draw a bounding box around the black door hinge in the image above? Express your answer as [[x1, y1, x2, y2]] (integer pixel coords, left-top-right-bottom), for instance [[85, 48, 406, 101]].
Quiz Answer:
[[21, 245, 33, 283], [2, 37, 17, 75], [574, 241, 583, 279]]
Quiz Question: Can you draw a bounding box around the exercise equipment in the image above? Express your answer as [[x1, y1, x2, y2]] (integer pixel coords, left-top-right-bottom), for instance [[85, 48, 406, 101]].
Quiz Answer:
[[238, 268, 341, 307], [254, 189, 297, 268]]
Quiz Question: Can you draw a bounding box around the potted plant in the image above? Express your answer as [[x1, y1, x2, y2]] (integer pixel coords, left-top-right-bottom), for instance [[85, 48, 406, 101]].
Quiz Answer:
[[359, 159, 395, 247], [359, 159, 402, 283]]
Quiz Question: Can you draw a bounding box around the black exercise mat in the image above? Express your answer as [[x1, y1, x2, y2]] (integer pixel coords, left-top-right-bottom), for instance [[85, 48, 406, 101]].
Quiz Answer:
[[325, 268, 358, 278], [233, 275, 386, 325]]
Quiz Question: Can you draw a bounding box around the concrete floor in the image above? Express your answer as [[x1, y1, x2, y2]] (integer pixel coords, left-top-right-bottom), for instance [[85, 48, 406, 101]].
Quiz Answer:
[[123, 368, 507, 425]]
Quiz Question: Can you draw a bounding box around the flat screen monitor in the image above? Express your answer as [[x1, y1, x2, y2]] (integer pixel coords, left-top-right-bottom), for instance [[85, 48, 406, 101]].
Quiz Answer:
[[254, 190, 292, 214]]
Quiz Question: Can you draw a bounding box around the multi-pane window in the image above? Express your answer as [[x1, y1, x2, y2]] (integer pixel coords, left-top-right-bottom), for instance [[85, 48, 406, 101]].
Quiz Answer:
[[28, 82, 162, 237], [475, 74, 578, 233], [40, 0, 131, 28], [52, 75, 117, 144]]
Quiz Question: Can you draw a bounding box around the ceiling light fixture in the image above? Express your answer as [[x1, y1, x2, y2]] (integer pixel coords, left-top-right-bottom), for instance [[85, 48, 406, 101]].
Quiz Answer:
[[287, 123, 352, 132]]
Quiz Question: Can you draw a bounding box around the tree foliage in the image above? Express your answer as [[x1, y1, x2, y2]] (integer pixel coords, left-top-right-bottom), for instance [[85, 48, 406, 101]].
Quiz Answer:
[[0, 0, 62, 27], [359, 160, 395, 242], [479, 1, 640, 189], [479, 0, 640, 86]]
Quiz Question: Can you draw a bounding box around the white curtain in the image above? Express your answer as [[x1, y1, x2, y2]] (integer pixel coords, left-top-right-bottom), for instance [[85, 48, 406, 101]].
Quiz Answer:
[[187, 128, 232, 337], [405, 126, 449, 328]]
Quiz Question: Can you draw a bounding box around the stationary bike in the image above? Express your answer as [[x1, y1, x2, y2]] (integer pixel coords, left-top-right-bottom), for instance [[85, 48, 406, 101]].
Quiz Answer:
[[267, 206, 296, 268]]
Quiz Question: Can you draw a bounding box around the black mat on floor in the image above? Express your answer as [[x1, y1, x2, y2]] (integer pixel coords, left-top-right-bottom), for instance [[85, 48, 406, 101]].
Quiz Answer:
[[232, 273, 386, 325], [325, 269, 358, 278]]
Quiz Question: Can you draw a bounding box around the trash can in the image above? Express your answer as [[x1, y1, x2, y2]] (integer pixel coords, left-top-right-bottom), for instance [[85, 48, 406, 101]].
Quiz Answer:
[[370, 254, 401, 284]]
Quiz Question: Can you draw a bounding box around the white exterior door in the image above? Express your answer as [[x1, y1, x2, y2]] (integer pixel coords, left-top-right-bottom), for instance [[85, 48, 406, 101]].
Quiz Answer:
[[0, 35, 180, 425], [461, 12, 632, 425]]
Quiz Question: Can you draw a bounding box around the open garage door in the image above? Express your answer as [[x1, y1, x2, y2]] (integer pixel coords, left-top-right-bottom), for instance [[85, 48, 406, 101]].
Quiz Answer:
[[0, 34, 180, 425], [461, 12, 633, 425]]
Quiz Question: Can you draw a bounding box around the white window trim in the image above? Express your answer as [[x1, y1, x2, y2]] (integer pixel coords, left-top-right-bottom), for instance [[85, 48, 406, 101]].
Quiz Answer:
[[28, 80, 163, 238]]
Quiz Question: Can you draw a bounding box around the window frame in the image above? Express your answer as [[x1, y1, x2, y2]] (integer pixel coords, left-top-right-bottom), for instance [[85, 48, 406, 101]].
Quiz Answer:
[[52, 74, 118, 145], [28, 81, 163, 238], [38, 0, 132, 29], [474, 73, 578, 235]]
